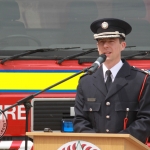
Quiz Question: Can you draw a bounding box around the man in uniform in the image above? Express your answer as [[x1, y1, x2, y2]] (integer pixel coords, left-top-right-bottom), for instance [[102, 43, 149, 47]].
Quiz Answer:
[[73, 18, 150, 143]]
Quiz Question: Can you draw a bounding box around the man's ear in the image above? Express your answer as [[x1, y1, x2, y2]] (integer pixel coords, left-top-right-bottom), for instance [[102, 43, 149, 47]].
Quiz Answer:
[[121, 41, 126, 51], [97, 42, 100, 51]]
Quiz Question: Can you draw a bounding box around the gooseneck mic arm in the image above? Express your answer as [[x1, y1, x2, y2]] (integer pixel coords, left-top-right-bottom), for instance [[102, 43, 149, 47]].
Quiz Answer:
[[1, 54, 106, 150]]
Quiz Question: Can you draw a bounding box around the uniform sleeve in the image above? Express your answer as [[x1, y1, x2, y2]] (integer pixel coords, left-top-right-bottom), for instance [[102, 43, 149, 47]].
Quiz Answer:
[[119, 75, 150, 143], [73, 81, 96, 133]]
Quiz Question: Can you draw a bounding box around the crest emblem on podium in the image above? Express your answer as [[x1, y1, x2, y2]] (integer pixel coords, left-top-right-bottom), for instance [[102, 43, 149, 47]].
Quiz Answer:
[[58, 140, 101, 150]]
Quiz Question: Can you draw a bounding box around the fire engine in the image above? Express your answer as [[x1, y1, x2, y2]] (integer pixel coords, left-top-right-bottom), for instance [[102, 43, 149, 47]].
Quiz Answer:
[[0, 0, 150, 149]]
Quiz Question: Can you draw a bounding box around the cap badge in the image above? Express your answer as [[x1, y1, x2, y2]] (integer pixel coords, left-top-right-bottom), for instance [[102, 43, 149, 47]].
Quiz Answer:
[[101, 21, 109, 29]]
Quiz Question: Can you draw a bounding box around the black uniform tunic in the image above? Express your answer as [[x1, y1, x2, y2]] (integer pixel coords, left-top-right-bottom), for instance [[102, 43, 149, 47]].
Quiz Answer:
[[73, 60, 150, 143]]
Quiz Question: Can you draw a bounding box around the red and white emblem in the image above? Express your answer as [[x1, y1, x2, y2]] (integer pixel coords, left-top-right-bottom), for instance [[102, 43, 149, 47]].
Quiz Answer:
[[58, 140, 101, 150]]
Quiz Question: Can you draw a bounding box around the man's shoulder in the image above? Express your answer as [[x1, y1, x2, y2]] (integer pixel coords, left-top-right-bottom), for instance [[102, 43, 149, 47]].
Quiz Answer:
[[79, 72, 95, 82], [80, 73, 88, 79]]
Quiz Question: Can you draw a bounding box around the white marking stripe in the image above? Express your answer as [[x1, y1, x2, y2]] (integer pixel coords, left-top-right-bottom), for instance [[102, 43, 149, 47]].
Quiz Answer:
[[0, 141, 12, 149], [0, 141, 33, 149]]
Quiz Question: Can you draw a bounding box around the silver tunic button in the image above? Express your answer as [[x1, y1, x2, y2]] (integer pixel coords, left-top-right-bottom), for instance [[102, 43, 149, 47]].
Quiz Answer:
[[106, 102, 110, 106], [106, 115, 110, 119], [106, 129, 109, 132], [89, 108, 92, 111]]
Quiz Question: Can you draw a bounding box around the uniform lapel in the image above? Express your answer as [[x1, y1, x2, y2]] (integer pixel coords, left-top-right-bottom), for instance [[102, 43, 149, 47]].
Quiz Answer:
[[105, 61, 131, 100], [93, 66, 107, 96]]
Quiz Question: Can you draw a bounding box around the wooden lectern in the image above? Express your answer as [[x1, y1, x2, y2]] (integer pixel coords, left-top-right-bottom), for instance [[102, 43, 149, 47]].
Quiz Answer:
[[26, 132, 150, 150]]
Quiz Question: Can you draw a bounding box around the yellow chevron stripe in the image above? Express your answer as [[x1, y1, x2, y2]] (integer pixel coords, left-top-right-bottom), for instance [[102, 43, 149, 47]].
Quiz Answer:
[[0, 72, 82, 90]]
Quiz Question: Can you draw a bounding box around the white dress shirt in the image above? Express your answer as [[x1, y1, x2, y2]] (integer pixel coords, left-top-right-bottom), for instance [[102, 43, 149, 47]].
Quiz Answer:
[[103, 60, 123, 82]]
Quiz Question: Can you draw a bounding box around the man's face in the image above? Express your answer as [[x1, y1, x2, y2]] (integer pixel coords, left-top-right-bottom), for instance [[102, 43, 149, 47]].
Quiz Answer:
[[97, 38, 126, 64]]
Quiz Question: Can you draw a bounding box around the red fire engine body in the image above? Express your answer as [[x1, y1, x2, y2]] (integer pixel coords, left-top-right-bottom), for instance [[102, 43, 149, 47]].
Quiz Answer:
[[0, 59, 150, 136]]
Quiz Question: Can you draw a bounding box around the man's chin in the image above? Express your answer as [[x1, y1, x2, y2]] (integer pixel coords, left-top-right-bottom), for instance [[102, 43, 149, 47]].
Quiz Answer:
[[106, 57, 111, 61]]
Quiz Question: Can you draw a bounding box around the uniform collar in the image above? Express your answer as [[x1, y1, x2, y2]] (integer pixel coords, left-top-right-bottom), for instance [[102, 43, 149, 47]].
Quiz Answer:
[[103, 60, 123, 82]]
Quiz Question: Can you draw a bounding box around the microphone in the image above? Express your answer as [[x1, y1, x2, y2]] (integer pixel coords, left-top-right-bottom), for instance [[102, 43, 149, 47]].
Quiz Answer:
[[87, 54, 106, 74]]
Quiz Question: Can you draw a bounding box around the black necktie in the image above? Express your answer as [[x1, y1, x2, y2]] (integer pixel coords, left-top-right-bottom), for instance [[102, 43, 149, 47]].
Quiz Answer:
[[106, 70, 112, 91]]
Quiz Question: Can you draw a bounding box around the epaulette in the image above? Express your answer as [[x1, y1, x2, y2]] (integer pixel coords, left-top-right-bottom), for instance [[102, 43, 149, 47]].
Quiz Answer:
[[141, 69, 150, 75], [132, 66, 150, 75]]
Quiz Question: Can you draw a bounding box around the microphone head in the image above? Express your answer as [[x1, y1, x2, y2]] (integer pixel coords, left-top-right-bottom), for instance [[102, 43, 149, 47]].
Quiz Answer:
[[100, 54, 107, 61], [96, 54, 106, 66]]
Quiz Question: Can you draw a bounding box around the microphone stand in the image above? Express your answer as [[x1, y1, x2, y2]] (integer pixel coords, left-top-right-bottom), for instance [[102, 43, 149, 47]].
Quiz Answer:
[[1, 66, 91, 150]]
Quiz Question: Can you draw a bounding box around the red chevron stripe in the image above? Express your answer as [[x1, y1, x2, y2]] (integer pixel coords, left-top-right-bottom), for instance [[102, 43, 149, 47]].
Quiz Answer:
[[10, 141, 22, 150]]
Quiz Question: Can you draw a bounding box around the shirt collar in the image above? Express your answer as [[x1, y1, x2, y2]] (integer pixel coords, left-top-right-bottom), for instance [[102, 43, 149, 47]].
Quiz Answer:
[[103, 60, 123, 82]]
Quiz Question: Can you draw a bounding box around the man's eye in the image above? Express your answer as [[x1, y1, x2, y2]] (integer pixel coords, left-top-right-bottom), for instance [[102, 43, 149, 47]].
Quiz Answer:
[[110, 40, 114, 42]]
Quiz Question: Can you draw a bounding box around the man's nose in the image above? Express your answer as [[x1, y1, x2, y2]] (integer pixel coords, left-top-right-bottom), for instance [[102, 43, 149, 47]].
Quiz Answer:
[[103, 42, 109, 47]]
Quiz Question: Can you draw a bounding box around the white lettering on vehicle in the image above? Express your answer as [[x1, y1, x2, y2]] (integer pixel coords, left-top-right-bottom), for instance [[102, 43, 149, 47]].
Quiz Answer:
[[18, 105, 26, 120], [0, 105, 26, 120], [4, 105, 16, 120]]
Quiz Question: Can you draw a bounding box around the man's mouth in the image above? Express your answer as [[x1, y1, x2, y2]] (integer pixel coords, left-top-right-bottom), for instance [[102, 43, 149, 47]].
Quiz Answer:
[[104, 52, 111, 55]]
